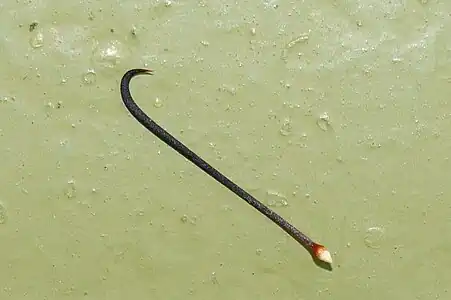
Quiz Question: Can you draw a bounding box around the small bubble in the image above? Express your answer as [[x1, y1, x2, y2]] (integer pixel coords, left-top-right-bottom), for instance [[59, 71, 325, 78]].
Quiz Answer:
[[250, 27, 256, 36], [154, 97, 163, 108], [65, 179, 77, 199], [268, 110, 277, 120], [266, 190, 288, 207], [316, 112, 331, 131], [210, 272, 219, 284], [82, 69, 97, 85], [218, 84, 237, 95], [279, 118, 292, 136], [369, 141, 381, 149], [94, 40, 124, 68], [392, 56, 403, 63], [30, 32, 44, 48], [0, 201, 6, 224], [221, 205, 232, 212], [1, 96, 16, 103], [180, 214, 196, 224], [364, 226, 385, 249], [130, 25, 138, 36]]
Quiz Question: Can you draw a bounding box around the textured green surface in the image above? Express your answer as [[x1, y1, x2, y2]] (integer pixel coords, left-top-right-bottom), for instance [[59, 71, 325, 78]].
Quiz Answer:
[[1, 0, 450, 299]]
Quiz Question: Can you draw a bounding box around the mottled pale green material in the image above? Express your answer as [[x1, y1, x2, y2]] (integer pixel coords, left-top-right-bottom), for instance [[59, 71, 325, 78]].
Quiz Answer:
[[1, 0, 450, 299]]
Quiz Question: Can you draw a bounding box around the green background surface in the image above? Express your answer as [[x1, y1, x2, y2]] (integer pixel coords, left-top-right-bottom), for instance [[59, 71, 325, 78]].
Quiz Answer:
[[1, 0, 450, 299]]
